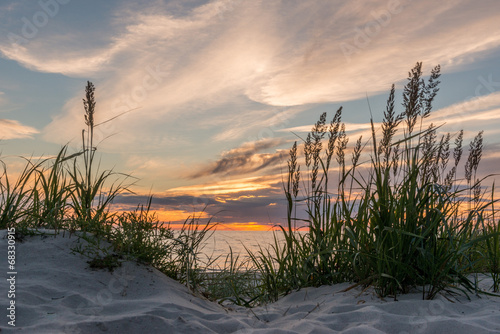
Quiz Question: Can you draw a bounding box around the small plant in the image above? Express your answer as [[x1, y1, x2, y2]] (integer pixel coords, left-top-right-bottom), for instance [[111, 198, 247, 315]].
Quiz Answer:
[[111, 196, 175, 269], [167, 213, 217, 292], [28, 146, 76, 232], [481, 184, 500, 292], [0, 157, 38, 229], [199, 247, 261, 306], [87, 254, 122, 272]]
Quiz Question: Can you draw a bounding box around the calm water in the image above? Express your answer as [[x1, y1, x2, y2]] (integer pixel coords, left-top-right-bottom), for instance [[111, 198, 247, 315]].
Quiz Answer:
[[200, 230, 286, 268]]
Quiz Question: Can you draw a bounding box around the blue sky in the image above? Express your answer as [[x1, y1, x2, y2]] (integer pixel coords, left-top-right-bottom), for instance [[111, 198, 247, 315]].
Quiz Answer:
[[1, 0, 500, 229]]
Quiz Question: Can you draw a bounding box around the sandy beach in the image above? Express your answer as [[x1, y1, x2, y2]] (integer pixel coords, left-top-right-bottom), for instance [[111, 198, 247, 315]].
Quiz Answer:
[[1, 230, 500, 333]]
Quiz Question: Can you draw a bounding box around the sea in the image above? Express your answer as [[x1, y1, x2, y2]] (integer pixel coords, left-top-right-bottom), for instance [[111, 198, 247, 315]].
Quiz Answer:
[[199, 230, 288, 269]]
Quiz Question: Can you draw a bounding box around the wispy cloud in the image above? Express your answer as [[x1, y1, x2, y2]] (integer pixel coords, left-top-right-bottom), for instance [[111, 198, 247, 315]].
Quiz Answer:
[[281, 122, 377, 134], [166, 174, 282, 197], [1, 0, 499, 214], [433, 92, 500, 123], [0, 119, 38, 139], [114, 193, 220, 207], [0, 0, 493, 153], [189, 138, 287, 179], [0, 42, 117, 76], [210, 105, 304, 142]]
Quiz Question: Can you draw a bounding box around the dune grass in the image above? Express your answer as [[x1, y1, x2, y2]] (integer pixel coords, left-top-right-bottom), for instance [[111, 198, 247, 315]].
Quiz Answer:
[[1, 63, 499, 306], [0, 81, 216, 293], [245, 62, 500, 303]]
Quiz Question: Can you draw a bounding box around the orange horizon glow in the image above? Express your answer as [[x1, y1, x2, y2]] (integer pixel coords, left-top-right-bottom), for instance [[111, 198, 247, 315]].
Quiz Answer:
[[109, 205, 282, 231], [159, 222, 280, 231], [214, 222, 281, 231]]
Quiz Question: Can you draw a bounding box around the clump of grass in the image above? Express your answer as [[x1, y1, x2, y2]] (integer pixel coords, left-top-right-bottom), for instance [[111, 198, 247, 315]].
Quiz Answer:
[[200, 248, 261, 306], [0, 157, 39, 229], [248, 62, 499, 302], [166, 213, 217, 292], [110, 196, 174, 268], [0, 81, 217, 296], [87, 254, 122, 272], [68, 81, 133, 236], [482, 187, 500, 292], [28, 146, 75, 232]]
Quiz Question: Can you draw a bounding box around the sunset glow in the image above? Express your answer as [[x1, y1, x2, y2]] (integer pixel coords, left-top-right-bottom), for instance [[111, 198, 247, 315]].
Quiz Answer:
[[1, 1, 499, 230]]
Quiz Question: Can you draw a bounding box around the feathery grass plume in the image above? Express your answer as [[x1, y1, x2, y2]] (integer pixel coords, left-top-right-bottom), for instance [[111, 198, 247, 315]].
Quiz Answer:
[[423, 65, 441, 117], [293, 165, 300, 199], [444, 130, 464, 189], [434, 133, 451, 184], [83, 81, 96, 186], [402, 62, 441, 136], [84, 81, 96, 126], [454, 129, 464, 167], [465, 131, 484, 186], [310, 112, 327, 193], [444, 168, 455, 191], [287, 141, 300, 198], [286, 142, 300, 229], [304, 133, 312, 168], [379, 84, 403, 165], [351, 136, 363, 168], [474, 179, 482, 204], [348, 135, 363, 198], [326, 107, 342, 171], [79, 81, 97, 224], [324, 108, 342, 209], [472, 131, 484, 180], [287, 141, 298, 196], [392, 142, 400, 178], [335, 123, 348, 188], [403, 62, 424, 134], [421, 123, 437, 184]]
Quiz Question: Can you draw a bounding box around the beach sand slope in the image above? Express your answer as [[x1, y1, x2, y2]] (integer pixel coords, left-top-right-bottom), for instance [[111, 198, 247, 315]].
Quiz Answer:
[[1, 230, 500, 333]]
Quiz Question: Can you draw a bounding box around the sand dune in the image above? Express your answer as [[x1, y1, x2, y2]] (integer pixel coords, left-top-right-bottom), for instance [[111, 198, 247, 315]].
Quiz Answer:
[[1, 230, 500, 333]]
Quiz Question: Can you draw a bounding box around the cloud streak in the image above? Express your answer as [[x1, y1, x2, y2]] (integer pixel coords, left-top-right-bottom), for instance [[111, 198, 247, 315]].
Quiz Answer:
[[0, 119, 38, 139], [189, 138, 287, 179], [166, 174, 283, 197], [0, 0, 499, 226], [0, 0, 496, 152]]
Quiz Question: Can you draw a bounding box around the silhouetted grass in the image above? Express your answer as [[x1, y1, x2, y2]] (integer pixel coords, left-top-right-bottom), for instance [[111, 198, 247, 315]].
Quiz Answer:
[[1, 64, 499, 307], [0, 81, 215, 295], [246, 62, 500, 302]]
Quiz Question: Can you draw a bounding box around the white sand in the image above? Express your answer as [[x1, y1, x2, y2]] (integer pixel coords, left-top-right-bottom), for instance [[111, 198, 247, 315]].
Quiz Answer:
[[1, 230, 500, 333]]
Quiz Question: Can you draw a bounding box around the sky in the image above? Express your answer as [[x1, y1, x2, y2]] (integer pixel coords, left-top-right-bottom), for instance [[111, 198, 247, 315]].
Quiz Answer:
[[0, 0, 500, 230]]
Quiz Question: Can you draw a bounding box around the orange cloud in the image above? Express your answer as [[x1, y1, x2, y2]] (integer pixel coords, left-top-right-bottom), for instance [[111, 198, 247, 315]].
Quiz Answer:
[[216, 222, 280, 231], [166, 174, 282, 197]]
